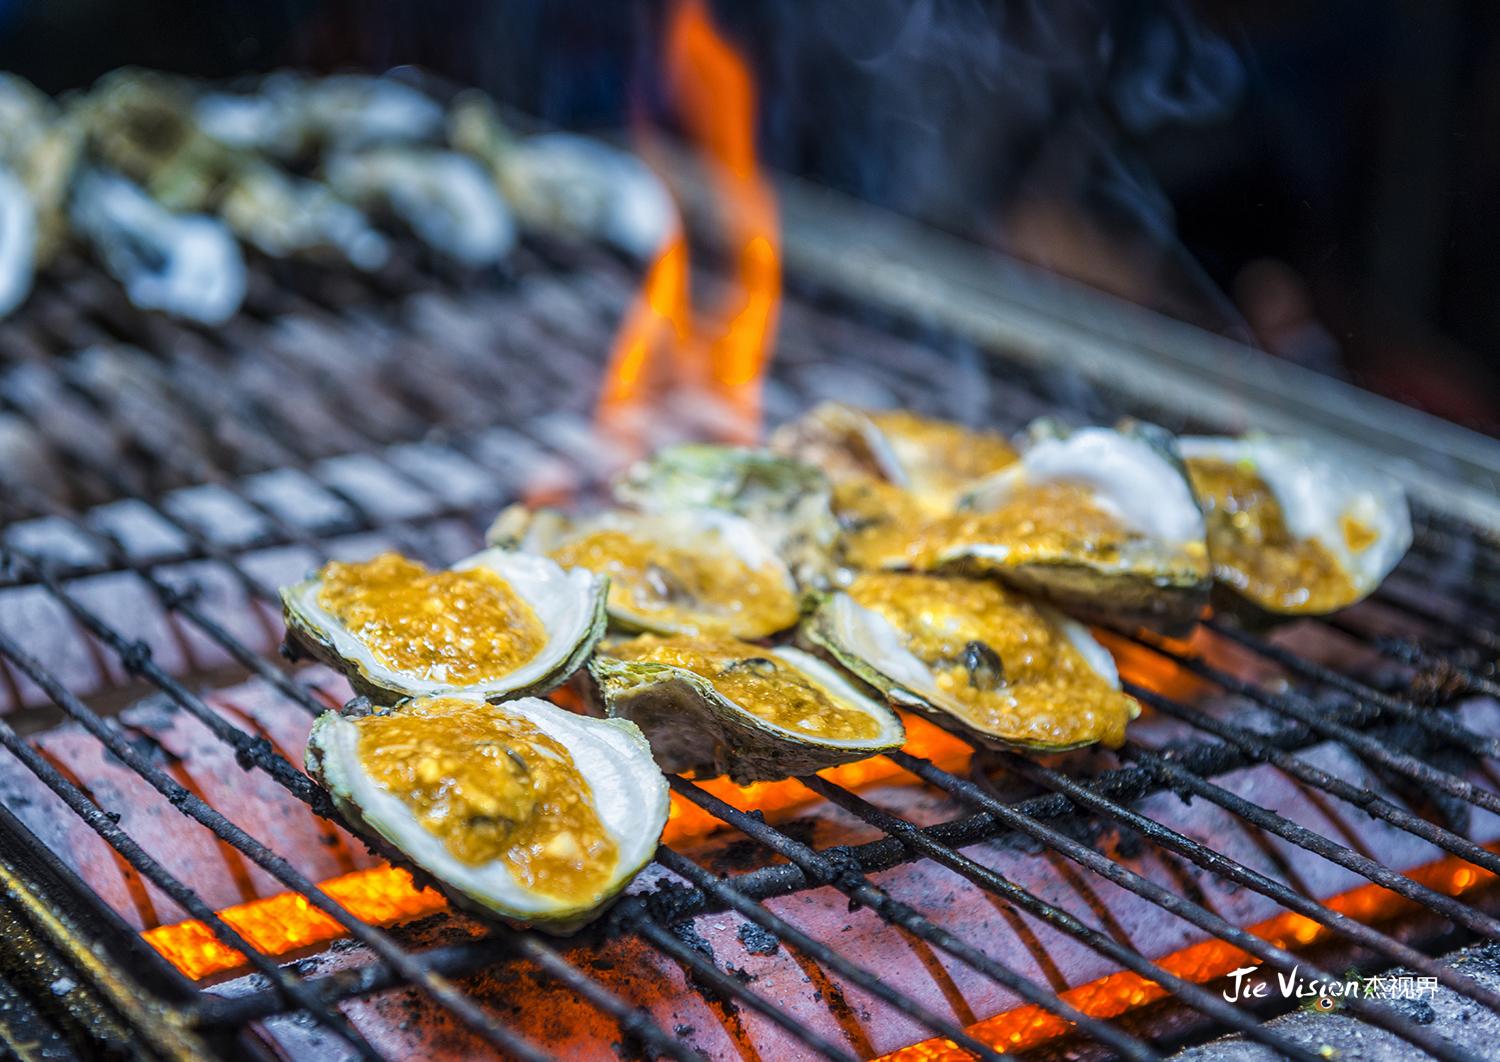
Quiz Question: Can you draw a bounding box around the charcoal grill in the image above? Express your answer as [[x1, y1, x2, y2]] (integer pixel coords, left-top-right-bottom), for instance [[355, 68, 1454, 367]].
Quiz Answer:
[[1, 162, 1500, 1062]]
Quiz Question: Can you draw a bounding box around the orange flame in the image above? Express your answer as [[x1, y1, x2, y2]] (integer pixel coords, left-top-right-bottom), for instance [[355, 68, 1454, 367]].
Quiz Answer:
[[596, 0, 781, 457]]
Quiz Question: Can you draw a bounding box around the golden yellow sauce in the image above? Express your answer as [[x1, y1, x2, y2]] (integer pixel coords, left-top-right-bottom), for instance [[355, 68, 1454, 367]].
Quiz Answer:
[[355, 697, 618, 903], [868, 409, 1018, 504], [1185, 459, 1361, 613], [316, 553, 548, 684], [548, 529, 798, 639], [832, 475, 938, 571], [845, 572, 1138, 748], [607, 634, 882, 740], [907, 481, 1140, 571]]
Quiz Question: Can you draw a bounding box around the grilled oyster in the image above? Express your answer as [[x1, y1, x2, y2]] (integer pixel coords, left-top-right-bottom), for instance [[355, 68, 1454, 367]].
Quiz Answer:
[[805, 572, 1139, 751], [0, 73, 79, 275], [448, 93, 673, 258], [918, 421, 1210, 632], [79, 69, 389, 269], [325, 147, 516, 266], [1180, 435, 1412, 615], [69, 168, 246, 324], [0, 169, 35, 318], [306, 694, 667, 933], [770, 402, 1018, 508], [490, 506, 801, 640], [771, 403, 1019, 573], [612, 444, 839, 588], [591, 634, 904, 783], [281, 549, 606, 704]]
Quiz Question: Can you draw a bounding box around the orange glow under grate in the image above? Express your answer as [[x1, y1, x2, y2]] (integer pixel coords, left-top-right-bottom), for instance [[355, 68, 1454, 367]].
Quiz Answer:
[[879, 844, 1500, 1061], [142, 713, 969, 981]]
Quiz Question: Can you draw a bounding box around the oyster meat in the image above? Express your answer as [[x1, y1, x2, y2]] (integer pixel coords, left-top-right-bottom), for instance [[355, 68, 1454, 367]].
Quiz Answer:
[[922, 421, 1210, 631], [770, 403, 1019, 571], [613, 444, 839, 588], [592, 634, 904, 783], [306, 694, 667, 932], [1180, 435, 1412, 615], [805, 572, 1140, 751], [281, 548, 606, 704], [490, 506, 801, 640]]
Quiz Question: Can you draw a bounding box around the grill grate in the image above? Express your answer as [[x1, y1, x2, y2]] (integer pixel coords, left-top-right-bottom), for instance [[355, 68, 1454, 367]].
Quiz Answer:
[[0, 235, 1498, 1061]]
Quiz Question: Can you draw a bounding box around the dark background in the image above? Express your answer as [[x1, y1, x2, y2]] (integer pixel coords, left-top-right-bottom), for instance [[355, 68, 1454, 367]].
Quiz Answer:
[[4, 0, 1498, 436]]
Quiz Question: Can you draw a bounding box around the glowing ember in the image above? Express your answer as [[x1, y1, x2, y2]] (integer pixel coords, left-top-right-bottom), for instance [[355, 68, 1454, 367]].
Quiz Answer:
[[596, 0, 781, 456], [142, 712, 969, 981], [878, 844, 1500, 1060]]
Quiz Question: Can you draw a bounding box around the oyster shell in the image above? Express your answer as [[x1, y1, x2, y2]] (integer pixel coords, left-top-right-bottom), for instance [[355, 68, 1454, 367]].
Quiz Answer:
[[281, 548, 606, 704], [771, 403, 1020, 574], [69, 168, 246, 324], [590, 634, 904, 783], [306, 694, 667, 933], [0, 73, 79, 270], [0, 168, 36, 318], [325, 147, 516, 267], [1179, 435, 1412, 615], [805, 572, 1140, 751], [448, 93, 673, 258], [770, 402, 1018, 508], [612, 444, 839, 588], [924, 421, 1210, 632], [489, 506, 801, 640]]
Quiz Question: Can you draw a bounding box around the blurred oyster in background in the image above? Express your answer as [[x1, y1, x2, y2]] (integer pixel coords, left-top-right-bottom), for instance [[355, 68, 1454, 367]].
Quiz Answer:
[[199, 71, 444, 160], [70, 168, 245, 324], [219, 164, 389, 268], [450, 92, 673, 258], [326, 147, 515, 267], [0, 74, 83, 315], [80, 69, 389, 270], [0, 169, 36, 317]]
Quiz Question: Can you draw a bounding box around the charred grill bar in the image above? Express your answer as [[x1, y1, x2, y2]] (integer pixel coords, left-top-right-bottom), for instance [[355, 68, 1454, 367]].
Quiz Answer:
[[0, 198, 1499, 1060]]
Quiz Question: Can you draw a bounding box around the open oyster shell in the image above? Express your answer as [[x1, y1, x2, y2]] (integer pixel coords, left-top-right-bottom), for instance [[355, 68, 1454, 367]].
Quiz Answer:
[[281, 548, 607, 704], [1180, 435, 1412, 616], [929, 420, 1211, 632], [612, 444, 839, 589], [489, 505, 801, 640], [804, 572, 1140, 752], [590, 635, 904, 784], [306, 694, 667, 933], [770, 402, 1018, 508]]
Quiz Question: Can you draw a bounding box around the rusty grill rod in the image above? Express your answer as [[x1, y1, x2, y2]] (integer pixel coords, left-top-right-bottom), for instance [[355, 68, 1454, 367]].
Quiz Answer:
[[666, 775, 1163, 1062], [1, 244, 1499, 1057], [885, 752, 1488, 1062], [0, 715, 384, 1061]]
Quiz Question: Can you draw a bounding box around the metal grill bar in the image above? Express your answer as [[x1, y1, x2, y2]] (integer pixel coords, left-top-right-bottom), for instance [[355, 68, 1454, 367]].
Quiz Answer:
[[0, 714, 383, 1061], [667, 775, 1163, 1062], [798, 776, 1325, 1061], [995, 754, 1500, 1009], [0, 243, 1497, 1060], [886, 752, 1488, 1062]]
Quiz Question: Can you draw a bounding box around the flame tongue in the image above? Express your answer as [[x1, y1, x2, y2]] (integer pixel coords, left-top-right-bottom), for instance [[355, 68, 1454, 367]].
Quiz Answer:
[[596, 0, 781, 458]]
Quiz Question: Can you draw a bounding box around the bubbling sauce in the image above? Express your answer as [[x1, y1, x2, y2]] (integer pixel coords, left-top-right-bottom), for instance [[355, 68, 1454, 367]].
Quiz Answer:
[[548, 529, 798, 639], [316, 553, 548, 684], [1185, 458, 1365, 613], [355, 697, 618, 902], [607, 634, 883, 740], [867, 409, 1018, 504], [845, 572, 1138, 748]]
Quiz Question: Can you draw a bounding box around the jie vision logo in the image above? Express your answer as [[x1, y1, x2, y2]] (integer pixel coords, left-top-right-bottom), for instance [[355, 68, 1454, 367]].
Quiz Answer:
[[1222, 965, 1439, 1011]]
